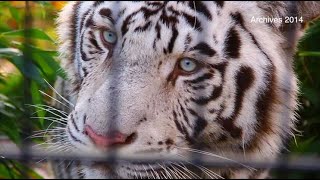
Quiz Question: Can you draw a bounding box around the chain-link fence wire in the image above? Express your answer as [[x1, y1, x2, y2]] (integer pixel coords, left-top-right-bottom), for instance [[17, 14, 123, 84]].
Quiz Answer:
[[0, 1, 320, 179]]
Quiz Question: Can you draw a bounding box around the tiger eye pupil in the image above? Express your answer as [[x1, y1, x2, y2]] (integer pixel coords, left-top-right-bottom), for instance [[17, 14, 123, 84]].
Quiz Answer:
[[103, 30, 117, 44], [179, 58, 197, 72]]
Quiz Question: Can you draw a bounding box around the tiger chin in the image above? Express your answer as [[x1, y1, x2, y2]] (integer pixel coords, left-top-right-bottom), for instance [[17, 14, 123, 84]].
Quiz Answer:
[[53, 1, 320, 179]]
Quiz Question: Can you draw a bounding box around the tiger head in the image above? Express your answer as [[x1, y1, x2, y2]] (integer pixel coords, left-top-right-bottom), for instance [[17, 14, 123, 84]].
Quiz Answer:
[[56, 1, 320, 179]]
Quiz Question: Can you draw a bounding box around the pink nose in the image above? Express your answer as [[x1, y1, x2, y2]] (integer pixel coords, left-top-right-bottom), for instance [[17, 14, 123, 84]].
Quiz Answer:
[[84, 125, 134, 148]]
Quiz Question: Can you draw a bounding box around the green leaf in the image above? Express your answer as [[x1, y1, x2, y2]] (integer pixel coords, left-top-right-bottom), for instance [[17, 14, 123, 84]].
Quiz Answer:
[[32, 51, 65, 81], [9, 7, 22, 23], [299, 51, 320, 57], [3, 55, 45, 85], [0, 160, 15, 179], [1, 28, 54, 42], [31, 81, 45, 128]]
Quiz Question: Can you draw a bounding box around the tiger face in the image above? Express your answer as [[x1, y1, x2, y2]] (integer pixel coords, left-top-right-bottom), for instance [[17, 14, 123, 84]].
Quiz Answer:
[[56, 1, 320, 179]]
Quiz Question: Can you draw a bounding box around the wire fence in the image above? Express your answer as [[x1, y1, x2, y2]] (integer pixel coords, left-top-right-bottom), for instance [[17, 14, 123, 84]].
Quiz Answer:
[[0, 1, 320, 179]]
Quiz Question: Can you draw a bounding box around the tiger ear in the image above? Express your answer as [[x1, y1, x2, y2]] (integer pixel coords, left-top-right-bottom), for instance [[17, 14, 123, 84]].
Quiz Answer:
[[258, 1, 320, 28], [297, 1, 320, 23], [257, 2, 320, 59]]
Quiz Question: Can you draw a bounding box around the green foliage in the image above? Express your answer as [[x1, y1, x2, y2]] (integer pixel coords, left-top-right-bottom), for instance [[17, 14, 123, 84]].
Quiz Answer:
[[275, 19, 320, 179], [0, 1, 319, 179], [0, 1, 63, 178]]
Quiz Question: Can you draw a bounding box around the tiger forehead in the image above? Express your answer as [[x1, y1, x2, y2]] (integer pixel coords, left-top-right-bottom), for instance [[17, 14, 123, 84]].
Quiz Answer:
[[86, 1, 234, 57]]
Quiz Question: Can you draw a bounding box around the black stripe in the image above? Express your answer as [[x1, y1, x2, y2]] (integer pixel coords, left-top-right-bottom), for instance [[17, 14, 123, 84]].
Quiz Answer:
[[67, 126, 85, 145], [173, 110, 184, 134], [210, 62, 227, 79], [82, 67, 88, 77], [231, 12, 271, 62], [217, 66, 254, 138], [178, 100, 190, 126], [188, 1, 212, 20], [122, 38, 127, 49], [190, 86, 222, 105], [85, 13, 95, 28], [184, 33, 192, 52], [134, 21, 152, 32], [167, 6, 180, 16], [191, 85, 206, 90], [88, 31, 102, 51], [181, 12, 202, 31], [118, 8, 126, 18], [146, 1, 163, 7], [247, 65, 275, 151], [234, 66, 254, 117], [160, 9, 178, 27], [214, 1, 224, 8], [80, 37, 94, 61], [93, 1, 104, 7], [71, 2, 82, 81], [193, 117, 208, 137], [99, 8, 115, 24], [142, 6, 165, 19], [83, 114, 87, 125], [192, 42, 216, 57], [79, 9, 91, 34], [187, 108, 197, 116], [168, 27, 179, 53], [155, 22, 161, 39], [121, 11, 139, 36], [173, 110, 194, 144], [225, 27, 241, 59], [184, 73, 213, 84], [187, 108, 208, 137], [99, 8, 112, 17]]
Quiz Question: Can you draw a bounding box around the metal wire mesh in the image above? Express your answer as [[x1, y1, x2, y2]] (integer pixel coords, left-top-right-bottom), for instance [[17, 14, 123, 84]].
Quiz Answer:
[[0, 1, 319, 179]]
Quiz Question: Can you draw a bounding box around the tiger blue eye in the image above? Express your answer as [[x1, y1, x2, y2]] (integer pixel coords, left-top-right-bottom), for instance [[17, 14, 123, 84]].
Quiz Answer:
[[102, 30, 117, 44], [179, 58, 197, 72]]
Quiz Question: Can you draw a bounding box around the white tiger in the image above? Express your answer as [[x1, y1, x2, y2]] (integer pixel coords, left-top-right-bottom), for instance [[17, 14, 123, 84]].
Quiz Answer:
[[50, 1, 320, 179]]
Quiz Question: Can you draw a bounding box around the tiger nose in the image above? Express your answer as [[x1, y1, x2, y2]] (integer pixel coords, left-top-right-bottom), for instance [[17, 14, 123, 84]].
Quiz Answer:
[[84, 125, 136, 148]]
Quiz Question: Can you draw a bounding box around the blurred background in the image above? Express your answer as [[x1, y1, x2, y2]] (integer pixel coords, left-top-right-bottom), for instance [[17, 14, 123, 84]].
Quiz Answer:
[[0, 1, 319, 179]]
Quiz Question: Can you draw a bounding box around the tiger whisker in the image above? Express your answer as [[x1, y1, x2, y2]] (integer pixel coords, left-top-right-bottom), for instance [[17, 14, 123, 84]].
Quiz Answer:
[[43, 79, 75, 107], [160, 171, 167, 179], [198, 165, 220, 179], [31, 117, 67, 126], [39, 90, 71, 110], [32, 128, 66, 134], [36, 136, 67, 145], [242, 135, 246, 159], [65, 160, 74, 170], [171, 162, 199, 179], [149, 164, 160, 179], [133, 167, 139, 179], [166, 164, 180, 179], [29, 104, 69, 117], [169, 163, 188, 179], [174, 146, 256, 172], [147, 164, 156, 179], [27, 104, 67, 119], [31, 116, 68, 122], [176, 153, 222, 179], [35, 144, 71, 164], [142, 164, 150, 179], [27, 128, 65, 139], [158, 163, 173, 179], [43, 121, 66, 137], [29, 134, 67, 139]]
